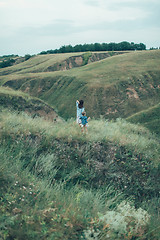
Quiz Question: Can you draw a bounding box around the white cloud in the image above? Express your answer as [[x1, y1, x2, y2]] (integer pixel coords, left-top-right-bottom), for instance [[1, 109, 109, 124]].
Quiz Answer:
[[0, 0, 159, 55], [0, 0, 150, 28]]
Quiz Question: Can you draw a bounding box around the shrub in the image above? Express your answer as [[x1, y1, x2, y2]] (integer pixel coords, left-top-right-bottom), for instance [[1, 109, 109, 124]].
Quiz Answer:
[[83, 201, 150, 239]]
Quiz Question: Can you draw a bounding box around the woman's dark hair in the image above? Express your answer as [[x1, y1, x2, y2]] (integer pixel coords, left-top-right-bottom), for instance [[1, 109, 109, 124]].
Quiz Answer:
[[78, 100, 84, 109]]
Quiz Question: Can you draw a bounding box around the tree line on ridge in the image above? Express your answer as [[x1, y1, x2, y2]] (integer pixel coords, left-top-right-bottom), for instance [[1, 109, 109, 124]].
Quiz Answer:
[[39, 41, 146, 54]]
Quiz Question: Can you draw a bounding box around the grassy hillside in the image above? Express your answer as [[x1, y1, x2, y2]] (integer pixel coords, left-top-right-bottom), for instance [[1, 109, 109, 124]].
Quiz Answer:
[[0, 53, 82, 75], [0, 52, 122, 75], [0, 110, 160, 239], [0, 50, 159, 239], [0, 50, 159, 121], [127, 102, 160, 135], [0, 86, 61, 121]]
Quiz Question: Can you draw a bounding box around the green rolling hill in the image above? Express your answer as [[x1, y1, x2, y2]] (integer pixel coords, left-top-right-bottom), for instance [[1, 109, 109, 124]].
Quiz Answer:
[[0, 86, 61, 122], [127, 102, 160, 134], [0, 50, 160, 127]]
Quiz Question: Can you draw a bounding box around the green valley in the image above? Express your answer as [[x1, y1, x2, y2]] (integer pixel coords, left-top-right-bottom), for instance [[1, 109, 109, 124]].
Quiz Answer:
[[0, 50, 160, 123]]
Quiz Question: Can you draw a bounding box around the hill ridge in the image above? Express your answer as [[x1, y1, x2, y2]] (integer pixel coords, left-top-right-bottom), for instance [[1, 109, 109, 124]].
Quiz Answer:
[[0, 51, 129, 76]]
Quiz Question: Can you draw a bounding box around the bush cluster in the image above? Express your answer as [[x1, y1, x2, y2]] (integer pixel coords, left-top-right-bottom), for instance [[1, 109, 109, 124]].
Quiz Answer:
[[39, 41, 146, 54]]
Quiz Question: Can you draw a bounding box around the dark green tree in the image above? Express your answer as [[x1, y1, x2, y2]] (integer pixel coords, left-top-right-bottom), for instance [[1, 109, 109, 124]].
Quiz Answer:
[[0, 58, 15, 68], [24, 54, 32, 61]]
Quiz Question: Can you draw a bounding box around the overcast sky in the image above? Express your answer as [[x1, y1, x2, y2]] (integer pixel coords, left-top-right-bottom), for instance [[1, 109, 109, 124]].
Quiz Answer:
[[0, 0, 160, 56]]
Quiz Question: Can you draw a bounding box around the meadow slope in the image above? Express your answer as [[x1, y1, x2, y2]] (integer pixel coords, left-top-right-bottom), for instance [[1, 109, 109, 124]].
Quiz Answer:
[[127, 102, 160, 135], [0, 110, 160, 239], [0, 50, 159, 121], [0, 86, 61, 121]]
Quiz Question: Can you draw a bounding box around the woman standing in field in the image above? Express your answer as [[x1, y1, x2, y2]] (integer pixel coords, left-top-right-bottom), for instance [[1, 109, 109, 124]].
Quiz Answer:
[[76, 100, 84, 125]]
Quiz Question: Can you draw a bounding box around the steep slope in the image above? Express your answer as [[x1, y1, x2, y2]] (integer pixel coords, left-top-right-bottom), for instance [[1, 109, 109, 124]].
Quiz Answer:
[[0, 50, 160, 120], [127, 102, 160, 135], [0, 87, 61, 121]]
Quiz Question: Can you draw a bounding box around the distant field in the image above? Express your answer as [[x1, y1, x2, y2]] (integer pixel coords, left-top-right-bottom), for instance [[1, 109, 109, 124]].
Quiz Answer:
[[0, 53, 83, 75], [0, 50, 160, 121]]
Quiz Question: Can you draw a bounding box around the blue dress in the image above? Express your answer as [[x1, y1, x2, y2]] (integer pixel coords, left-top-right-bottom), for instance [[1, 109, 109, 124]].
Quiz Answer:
[[76, 102, 84, 123]]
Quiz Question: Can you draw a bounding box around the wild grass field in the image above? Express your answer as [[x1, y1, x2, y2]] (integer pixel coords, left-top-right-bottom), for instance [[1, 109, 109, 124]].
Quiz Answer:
[[0, 50, 160, 239], [0, 109, 160, 239]]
